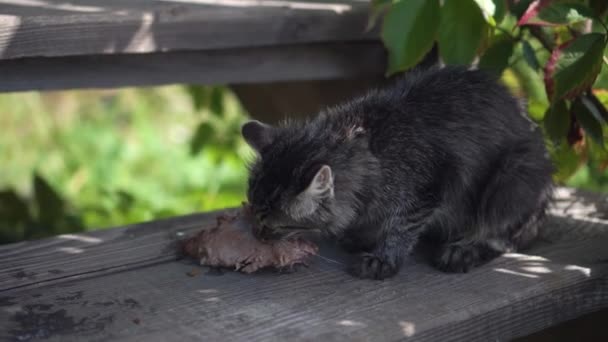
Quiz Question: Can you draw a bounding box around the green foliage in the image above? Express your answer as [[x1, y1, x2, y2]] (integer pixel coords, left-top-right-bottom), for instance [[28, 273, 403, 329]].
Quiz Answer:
[[572, 96, 605, 147], [380, 0, 440, 73], [473, 0, 500, 24], [439, 0, 488, 65], [546, 33, 605, 103], [0, 86, 252, 244], [522, 40, 542, 70], [371, 0, 608, 184], [0, 175, 84, 243], [478, 35, 515, 74], [527, 3, 596, 26], [190, 122, 215, 155], [544, 99, 570, 143]]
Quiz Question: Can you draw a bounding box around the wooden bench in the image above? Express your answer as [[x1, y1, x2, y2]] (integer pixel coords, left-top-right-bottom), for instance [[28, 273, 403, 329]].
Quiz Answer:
[[0, 188, 607, 341], [1, 1, 607, 341]]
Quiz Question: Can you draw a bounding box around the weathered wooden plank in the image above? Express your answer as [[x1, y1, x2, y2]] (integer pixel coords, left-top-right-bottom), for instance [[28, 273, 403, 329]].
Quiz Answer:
[[0, 193, 606, 341], [0, 209, 234, 292], [0, 42, 386, 92], [1, 186, 600, 293], [0, 187, 607, 342], [0, 0, 376, 60]]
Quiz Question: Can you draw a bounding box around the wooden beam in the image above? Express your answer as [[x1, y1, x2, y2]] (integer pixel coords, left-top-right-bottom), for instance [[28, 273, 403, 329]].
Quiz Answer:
[[0, 0, 376, 60], [0, 42, 386, 92]]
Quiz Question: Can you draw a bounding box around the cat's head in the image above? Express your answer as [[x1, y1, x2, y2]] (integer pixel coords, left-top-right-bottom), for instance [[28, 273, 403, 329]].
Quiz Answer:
[[241, 120, 337, 240]]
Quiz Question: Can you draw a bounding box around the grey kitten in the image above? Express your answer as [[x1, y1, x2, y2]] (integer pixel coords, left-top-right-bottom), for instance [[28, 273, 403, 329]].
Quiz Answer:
[[241, 65, 553, 279]]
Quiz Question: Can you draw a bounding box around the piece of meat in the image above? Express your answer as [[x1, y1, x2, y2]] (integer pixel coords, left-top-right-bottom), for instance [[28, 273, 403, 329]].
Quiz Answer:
[[180, 205, 318, 273]]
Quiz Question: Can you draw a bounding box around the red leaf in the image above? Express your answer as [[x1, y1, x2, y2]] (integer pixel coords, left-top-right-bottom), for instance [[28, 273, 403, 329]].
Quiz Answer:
[[517, 0, 553, 26]]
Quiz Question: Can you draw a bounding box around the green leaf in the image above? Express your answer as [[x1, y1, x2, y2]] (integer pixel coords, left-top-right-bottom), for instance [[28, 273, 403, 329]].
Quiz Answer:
[[33, 173, 65, 224], [536, 3, 596, 26], [522, 40, 541, 70], [382, 0, 439, 74], [572, 98, 604, 148], [511, 53, 548, 104], [547, 33, 607, 102], [528, 97, 548, 121], [439, 0, 487, 65], [190, 122, 214, 155], [493, 0, 507, 23], [511, 0, 535, 19], [473, 0, 496, 25], [549, 139, 581, 182], [581, 94, 608, 124], [544, 100, 570, 144], [478, 36, 514, 75], [595, 59, 608, 89]]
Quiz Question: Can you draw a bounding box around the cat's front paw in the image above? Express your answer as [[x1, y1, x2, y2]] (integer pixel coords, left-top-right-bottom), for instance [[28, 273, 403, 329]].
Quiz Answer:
[[349, 253, 399, 280]]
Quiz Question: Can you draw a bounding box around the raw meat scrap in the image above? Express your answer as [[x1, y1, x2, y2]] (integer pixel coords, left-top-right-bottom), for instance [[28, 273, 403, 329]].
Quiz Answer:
[[181, 205, 318, 273]]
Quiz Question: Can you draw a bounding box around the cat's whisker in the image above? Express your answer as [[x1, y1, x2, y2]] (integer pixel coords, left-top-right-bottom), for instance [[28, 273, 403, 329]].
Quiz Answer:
[[281, 230, 306, 240], [312, 254, 344, 266], [282, 232, 297, 240]]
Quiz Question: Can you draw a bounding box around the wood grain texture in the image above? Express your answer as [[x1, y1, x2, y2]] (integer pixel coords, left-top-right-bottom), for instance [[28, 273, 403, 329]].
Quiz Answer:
[[0, 42, 386, 92], [0, 188, 607, 341], [0, 0, 376, 60], [0, 209, 232, 292]]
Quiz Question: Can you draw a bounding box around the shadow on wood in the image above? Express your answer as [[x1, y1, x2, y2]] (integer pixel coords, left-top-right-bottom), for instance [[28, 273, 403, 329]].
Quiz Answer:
[[231, 77, 387, 123]]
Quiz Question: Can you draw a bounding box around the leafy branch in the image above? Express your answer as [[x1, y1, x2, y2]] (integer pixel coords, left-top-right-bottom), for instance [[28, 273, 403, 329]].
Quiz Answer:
[[371, 0, 608, 183]]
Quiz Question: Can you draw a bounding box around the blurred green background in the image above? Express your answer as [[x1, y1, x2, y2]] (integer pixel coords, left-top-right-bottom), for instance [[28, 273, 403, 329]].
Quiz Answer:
[[0, 86, 253, 244], [1, 78, 608, 245]]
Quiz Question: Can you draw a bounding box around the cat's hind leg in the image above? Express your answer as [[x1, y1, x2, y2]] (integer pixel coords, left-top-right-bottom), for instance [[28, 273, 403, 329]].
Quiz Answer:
[[434, 143, 553, 273], [434, 241, 502, 273]]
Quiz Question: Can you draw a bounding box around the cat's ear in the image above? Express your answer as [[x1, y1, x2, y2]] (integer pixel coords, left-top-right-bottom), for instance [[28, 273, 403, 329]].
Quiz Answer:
[[288, 165, 334, 219], [241, 120, 275, 153], [305, 165, 334, 198]]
